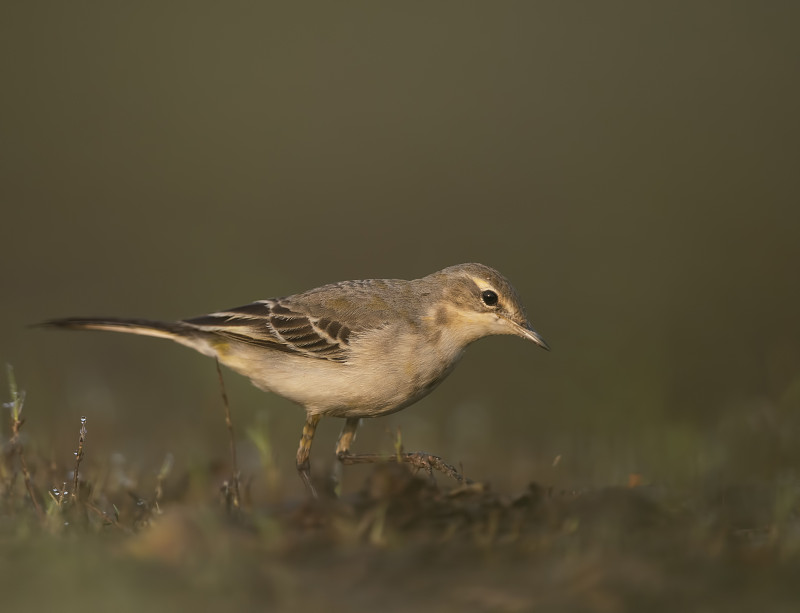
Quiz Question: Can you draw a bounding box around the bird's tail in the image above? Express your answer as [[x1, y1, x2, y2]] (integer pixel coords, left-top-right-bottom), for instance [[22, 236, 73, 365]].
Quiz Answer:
[[38, 317, 217, 356]]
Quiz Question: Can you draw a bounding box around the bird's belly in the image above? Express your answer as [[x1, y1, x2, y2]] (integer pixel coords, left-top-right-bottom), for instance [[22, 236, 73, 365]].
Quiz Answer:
[[309, 356, 460, 419], [219, 341, 463, 419]]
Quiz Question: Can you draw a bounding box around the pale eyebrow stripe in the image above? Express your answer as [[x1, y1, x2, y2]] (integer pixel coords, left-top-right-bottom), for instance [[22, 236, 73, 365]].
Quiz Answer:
[[469, 276, 498, 292]]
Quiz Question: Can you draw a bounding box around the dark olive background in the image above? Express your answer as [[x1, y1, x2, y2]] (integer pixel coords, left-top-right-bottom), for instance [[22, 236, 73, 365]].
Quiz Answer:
[[2, 2, 800, 497]]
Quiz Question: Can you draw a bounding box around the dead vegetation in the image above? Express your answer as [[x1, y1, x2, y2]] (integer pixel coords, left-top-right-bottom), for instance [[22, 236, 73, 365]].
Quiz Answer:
[[3, 365, 800, 612]]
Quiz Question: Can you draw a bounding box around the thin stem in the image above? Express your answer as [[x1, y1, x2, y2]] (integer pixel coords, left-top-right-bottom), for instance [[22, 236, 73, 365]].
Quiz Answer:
[[71, 416, 87, 502], [215, 358, 240, 509]]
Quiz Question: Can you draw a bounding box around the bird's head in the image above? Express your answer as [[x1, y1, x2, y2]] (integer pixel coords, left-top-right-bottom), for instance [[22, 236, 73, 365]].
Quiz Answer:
[[427, 263, 550, 350]]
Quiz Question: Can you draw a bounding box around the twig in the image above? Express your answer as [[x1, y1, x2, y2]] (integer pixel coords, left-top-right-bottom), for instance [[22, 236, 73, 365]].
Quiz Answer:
[[215, 358, 240, 509], [71, 416, 87, 502], [339, 451, 473, 484], [84, 501, 128, 532]]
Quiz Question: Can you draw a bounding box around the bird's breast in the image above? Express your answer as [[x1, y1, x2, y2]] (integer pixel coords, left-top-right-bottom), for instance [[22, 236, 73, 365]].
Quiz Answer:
[[220, 322, 467, 419], [330, 324, 466, 418]]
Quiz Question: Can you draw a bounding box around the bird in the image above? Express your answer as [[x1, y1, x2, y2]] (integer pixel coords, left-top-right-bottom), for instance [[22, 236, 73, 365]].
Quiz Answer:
[[40, 263, 549, 495]]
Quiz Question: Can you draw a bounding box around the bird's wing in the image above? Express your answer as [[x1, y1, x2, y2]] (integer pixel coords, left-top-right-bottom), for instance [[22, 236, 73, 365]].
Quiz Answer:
[[183, 299, 353, 362]]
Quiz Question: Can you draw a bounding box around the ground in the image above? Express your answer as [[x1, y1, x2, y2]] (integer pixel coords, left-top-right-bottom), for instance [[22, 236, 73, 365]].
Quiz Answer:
[[3, 445, 800, 613]]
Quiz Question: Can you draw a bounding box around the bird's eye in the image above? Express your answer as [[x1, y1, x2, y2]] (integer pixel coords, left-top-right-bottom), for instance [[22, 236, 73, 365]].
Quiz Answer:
[[481, 290, 499, 306]]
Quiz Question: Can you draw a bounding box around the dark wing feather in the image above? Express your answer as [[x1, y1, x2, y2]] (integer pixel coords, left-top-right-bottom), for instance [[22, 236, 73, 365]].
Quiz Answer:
[[182, 299, 352, 362]]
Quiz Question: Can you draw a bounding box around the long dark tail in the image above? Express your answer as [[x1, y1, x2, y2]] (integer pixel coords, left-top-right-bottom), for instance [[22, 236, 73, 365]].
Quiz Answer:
[[38, 317, 217, 356], [39, 317, 190, 337]]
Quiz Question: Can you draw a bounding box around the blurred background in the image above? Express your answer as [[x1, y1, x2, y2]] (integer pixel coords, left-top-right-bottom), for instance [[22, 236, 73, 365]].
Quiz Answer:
[[2, 2, 799, 498]]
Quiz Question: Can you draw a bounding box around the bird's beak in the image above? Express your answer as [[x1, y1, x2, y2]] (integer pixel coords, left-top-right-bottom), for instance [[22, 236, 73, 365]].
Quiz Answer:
[[511, 320, 550, 351]]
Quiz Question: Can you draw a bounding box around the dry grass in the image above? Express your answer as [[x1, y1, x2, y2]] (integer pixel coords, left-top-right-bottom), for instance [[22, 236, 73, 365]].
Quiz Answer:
[[3, 365, 800, 612]]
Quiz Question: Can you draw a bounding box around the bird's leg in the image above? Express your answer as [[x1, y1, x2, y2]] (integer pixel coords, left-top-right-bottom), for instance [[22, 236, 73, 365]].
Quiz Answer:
[[296, 414, 321, 498], [330, 417, 362, 494], [335, 417, 361, 458]]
